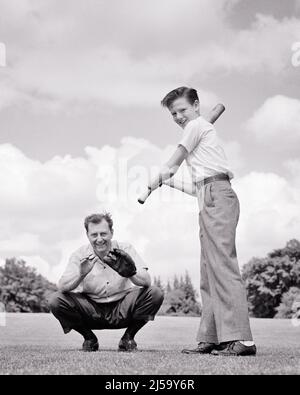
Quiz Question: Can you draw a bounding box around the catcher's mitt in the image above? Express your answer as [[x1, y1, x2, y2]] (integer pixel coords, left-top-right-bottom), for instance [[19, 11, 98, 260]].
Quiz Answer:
[[102, 248, 137, 277]]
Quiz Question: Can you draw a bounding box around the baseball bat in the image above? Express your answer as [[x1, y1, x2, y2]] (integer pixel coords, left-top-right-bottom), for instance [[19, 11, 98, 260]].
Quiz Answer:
[[138, 103, 225, 204]]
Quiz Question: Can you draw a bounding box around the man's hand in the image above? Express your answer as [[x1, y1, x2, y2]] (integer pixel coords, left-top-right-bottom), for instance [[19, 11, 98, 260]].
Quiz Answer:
[[79, 254, 98, 277], [102, 248, 137, 278]]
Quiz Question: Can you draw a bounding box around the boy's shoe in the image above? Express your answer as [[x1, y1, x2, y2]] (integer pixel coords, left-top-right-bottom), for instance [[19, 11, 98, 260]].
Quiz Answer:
[[211, 341, 256, 356], [82, 338, 99, 352], [181, 342, 216, 354]]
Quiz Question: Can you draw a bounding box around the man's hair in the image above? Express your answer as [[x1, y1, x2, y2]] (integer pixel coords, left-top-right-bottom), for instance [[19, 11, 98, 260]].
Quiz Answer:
[[84, 212, 114, 233], [161, 86, 199, 109]]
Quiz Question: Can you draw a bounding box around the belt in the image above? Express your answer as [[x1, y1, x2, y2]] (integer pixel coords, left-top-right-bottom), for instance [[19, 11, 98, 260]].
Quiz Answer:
[[196, 173, 229, 188]]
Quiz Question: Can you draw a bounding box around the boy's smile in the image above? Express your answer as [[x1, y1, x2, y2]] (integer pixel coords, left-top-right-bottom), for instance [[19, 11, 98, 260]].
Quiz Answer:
[[168, 97, 200, 129]]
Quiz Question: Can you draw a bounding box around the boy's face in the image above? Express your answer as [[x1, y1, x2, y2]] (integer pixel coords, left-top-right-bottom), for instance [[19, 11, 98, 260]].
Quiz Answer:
[[168, 97, 200, 129]]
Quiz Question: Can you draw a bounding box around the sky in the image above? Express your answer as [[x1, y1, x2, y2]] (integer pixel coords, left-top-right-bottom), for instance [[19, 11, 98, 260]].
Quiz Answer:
[[0, 0, 300, 290]]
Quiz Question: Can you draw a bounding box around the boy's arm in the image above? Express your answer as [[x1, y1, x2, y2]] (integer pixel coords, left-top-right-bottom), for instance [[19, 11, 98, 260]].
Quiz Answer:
[[163, 177, 197, 197], [147, 145, 188, 191], [138, 104, 225, 204]]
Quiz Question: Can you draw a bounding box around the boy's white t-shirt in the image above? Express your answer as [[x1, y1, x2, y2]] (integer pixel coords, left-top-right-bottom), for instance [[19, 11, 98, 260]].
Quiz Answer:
[[178, 116, 233, 183]]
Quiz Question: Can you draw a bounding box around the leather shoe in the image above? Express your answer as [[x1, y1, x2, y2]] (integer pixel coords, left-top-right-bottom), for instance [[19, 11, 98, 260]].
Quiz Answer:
[[181, 342, 216, 354], [118, 337, 137, 352], [211, 341, 256, 356], [82, 338, 99, 352]]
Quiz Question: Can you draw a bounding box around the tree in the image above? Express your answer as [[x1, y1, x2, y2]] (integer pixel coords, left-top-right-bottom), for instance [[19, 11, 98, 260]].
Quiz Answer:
[[153, 276, 164, 292], [160, 271, 201, 316], [173, 275, 180, 290], [269, 239, 300, 261], [0, 258, 57, 313], [275, 287, 300, 318], [166, 281, 172, 293], [242, 240, 300, 318], [164, 289, 186, 314], [179, 275, 185, 291], [182, 271, 197, 301]]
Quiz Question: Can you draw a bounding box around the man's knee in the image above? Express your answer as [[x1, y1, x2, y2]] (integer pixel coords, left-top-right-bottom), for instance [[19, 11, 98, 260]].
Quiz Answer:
[[47, 291, 67, 313], [148, 286, 164, 307]]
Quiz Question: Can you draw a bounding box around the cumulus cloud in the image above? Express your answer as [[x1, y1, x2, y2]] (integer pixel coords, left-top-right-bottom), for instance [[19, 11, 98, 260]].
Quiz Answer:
[[0, 143, 98, 219], [284, 159, 300, 186], [245, 95, 300, 150], [234, 171, 300, 264]]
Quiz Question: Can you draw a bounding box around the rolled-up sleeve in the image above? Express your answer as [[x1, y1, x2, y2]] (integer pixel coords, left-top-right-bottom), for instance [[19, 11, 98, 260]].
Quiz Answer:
[[58, 250, 83, 292], [179, 121, 207, 153]]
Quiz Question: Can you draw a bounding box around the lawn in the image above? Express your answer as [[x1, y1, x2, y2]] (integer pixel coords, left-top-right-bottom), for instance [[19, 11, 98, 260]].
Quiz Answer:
[[0, 314, 299, 375]]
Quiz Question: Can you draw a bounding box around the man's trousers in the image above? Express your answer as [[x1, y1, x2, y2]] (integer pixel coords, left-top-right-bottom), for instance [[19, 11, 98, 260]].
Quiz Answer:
[[48, 286, 164, 333]]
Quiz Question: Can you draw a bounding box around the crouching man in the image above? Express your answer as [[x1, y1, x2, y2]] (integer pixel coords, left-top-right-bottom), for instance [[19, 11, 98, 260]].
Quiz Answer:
[[48, 213, 164, 352]]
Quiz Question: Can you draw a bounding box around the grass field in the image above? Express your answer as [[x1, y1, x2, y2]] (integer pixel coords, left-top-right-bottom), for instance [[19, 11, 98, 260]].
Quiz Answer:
[[0, 313, 299, 375]]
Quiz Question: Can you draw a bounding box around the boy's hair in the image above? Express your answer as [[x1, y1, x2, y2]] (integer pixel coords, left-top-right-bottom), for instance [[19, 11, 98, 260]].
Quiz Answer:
[[161, 87, 199, 109], [84, 212, 114, 233]]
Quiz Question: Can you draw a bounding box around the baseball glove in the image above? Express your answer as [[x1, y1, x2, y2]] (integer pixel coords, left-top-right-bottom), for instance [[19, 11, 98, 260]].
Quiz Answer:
[[102, 248, 137, 277]]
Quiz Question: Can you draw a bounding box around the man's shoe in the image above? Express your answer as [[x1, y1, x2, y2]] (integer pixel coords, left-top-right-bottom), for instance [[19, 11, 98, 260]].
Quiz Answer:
[[181, 342, 216, 354], [118, 337, 137, 352], [211, 341, 256, 356], [82, 338, 99, 352]]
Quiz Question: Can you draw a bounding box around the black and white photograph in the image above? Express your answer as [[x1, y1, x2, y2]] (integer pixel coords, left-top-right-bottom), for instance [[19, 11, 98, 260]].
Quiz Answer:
[[0, 0, 299, 378]]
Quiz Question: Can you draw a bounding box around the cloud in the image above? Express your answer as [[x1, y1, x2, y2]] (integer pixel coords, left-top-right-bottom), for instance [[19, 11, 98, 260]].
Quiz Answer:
[[0, 143, 98, 219], [245, 95, 300, 150], [0, 0, 236, 50], [295, 0, 300, 12], [0, 78, 22, 111], [234, 170, 300, 264], [1, 2, 299, 112], [284, 158, 300, 187], [0, 233, 40, 254], [7, 47, 220, 110], [221, 139, 245, 176], [218, 14, 300, 74]]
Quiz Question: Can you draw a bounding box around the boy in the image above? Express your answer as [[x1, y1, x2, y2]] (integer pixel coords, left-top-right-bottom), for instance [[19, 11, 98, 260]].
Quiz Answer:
[[143, 87, 256, 356]]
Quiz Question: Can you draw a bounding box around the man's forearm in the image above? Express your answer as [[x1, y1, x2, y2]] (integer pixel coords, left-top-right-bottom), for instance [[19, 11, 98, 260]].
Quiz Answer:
[[130, 270, 151, 287]]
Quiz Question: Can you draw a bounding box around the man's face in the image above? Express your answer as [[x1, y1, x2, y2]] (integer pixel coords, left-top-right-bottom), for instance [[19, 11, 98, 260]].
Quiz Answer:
[[87, 220, 113, 256], [168, 97, 200, 129]]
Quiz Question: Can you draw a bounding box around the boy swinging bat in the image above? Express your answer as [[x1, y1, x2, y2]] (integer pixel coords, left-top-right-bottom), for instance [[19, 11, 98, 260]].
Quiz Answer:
[[138, 87, 256, 357], [138, 103, 225, 204]]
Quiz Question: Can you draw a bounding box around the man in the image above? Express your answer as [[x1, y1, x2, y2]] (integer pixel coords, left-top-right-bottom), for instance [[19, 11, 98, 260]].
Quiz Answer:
[[143, 87, 256, 356], [48, 213, 164, 352]]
